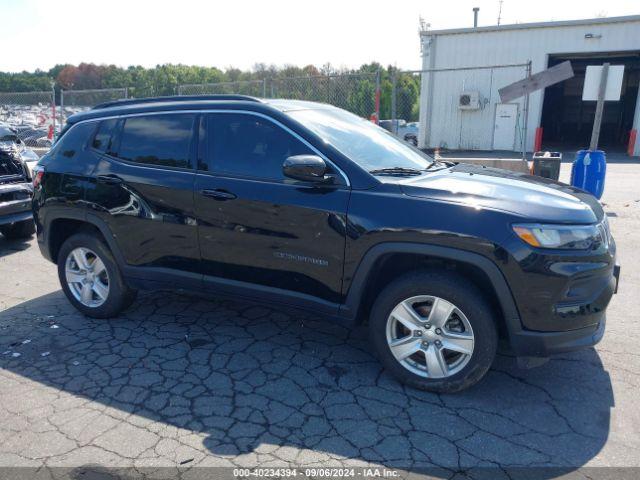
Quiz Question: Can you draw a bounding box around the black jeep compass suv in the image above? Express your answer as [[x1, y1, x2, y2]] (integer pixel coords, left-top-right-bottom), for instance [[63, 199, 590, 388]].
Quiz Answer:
[[32, 96, 619, 392]]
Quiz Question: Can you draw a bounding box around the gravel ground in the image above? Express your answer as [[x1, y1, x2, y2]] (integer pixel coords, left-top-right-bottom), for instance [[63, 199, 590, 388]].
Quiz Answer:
[[0, 163, 639, 478]]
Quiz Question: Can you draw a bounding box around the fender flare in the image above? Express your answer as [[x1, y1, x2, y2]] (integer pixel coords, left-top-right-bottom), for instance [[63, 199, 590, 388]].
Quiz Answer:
[[340, 242, 522, 334], [43, 210, 127, 268]]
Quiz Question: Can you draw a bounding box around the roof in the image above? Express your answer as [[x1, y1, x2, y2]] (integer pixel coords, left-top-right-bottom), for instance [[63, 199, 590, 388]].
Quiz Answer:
[[421, 14, 640, 37], [92, 95, 261, 109], [66, 96, 332, 124]]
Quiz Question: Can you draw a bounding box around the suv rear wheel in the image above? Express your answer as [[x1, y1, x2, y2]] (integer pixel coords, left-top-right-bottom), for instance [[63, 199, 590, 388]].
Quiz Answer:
[[0, 219, 35, 239], [57, 232, 137, 318], [369, 270, 497, 393]]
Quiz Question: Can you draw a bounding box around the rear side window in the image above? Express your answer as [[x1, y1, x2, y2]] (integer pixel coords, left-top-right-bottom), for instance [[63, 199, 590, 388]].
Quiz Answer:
[[50, 122, 95, 159], [205, 113, 313, 180], [92, 118, 118, 153], [115, 114, 196, 168]]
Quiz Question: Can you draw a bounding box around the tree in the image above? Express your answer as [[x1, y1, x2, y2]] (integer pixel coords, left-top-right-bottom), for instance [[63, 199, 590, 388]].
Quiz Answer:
[[0, 62, 423, 123]]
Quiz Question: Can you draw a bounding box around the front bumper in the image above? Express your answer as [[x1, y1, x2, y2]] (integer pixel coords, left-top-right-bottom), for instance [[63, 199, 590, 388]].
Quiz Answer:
[[0, 182, 33, 226], [508, 262, 619, 358], [510, 315, 606, 358]]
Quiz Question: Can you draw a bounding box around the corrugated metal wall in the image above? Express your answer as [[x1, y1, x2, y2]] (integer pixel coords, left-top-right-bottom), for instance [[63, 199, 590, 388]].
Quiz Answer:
[[426, 66, 528, 151], [420, 18, 640, 152]]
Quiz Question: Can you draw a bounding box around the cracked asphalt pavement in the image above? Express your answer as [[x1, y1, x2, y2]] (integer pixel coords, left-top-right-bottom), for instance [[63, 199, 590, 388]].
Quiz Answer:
[[0, 164, 639, 477]]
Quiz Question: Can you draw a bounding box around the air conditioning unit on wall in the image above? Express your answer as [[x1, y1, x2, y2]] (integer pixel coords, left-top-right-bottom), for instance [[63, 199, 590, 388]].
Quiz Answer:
[[458, 91, 480, 110]]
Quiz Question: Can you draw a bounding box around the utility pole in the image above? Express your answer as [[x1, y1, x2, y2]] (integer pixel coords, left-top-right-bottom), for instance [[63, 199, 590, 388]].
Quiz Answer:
[[51, 81, 56, 139], [589, 62, 609, 150], [522, 61, 532, 160], [497, 0, 504, 25]]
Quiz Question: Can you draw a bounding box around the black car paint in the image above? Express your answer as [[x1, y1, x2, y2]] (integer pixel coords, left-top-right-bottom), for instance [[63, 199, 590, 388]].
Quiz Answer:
[[32, 97, 618, 359]]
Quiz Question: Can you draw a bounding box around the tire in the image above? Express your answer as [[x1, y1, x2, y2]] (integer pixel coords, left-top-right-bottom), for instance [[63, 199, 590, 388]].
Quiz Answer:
[[369, 270, 497, 393], [0, 219, 35, 239], [57, 232, 137, 318]]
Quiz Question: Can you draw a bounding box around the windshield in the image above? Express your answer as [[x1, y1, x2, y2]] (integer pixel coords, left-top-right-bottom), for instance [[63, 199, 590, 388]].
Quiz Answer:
[[287, 108, 433, 172]]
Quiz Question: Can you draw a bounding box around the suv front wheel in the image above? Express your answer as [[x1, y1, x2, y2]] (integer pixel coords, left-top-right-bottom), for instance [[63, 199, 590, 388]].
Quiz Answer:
[[57, 232, 137, 318], [369, 270, 497, 393]]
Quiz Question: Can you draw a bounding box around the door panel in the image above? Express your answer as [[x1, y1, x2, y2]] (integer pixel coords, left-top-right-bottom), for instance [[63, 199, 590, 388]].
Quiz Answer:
[[84, 113, 200, 277], [195, 175, 349, 305], [493, 103, 518, 151], [88, 159, 199, 273], [194, 112, 350, 308]]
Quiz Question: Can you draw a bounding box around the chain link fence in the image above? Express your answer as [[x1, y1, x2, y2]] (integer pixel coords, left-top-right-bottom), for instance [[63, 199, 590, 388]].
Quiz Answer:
[[270, 73, 379, 118], [0, 62, 533, 156], [60, 88, 128, 124], [177, 73, 381, 119], [0, 91, 55, 149], [178, 80, 266, 97]]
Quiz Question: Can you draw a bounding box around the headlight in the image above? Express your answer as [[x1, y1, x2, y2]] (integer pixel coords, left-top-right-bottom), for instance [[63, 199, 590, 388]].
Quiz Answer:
[[513, 223, 606, 250]]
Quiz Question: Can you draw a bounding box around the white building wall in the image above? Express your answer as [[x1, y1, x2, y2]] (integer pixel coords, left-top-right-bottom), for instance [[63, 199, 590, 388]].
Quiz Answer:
[[419, 17, 640, 153]]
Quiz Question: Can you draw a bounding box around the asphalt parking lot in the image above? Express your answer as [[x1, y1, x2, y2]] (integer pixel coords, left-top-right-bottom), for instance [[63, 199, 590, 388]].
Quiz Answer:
[[1, 163, 639, 478]]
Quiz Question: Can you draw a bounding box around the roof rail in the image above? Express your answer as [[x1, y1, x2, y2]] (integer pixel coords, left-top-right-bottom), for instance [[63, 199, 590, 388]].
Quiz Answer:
[[92, 94, 261, 110]]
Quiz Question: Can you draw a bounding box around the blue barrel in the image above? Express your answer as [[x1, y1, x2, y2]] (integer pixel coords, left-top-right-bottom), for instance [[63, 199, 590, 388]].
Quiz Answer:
[[570, 150, 606, 199]]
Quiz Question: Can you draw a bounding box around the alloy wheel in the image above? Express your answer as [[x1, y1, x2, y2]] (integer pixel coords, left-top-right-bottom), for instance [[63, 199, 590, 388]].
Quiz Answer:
[[65, 247, 110, 308], [385, 295, 475, 379]]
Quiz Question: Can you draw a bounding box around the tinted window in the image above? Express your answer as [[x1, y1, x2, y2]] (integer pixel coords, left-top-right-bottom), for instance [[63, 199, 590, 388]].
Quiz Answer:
[[197, 115, 207, 171], [287, 108, 433, 172], [116, 114, 195, 168], [51, 122, 95, 159], [92, 118, 118, 153], [206, 113, 312, 180], [91, 118, 118, 152]]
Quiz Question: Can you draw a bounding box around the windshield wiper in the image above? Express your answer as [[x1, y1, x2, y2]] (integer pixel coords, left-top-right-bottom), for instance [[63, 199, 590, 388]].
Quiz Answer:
[[424, 160, 456, 171], [369, 167, 423, 176]]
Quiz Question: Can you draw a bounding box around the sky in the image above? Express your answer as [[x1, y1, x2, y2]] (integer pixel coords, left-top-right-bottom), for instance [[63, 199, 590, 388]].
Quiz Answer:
[[1, 0, 637, 73]]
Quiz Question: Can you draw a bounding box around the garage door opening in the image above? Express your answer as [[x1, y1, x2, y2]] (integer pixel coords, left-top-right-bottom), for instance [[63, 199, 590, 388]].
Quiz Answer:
[[540, 51, 640, 152]]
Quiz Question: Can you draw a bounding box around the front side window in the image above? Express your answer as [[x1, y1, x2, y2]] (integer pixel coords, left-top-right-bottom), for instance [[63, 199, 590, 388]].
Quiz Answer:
[[205, 113, 313, 180], [115, 114, 195, 168]]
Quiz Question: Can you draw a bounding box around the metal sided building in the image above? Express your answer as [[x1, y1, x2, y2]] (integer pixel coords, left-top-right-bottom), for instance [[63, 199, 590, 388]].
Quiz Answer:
[[418, 15, 640, 156]]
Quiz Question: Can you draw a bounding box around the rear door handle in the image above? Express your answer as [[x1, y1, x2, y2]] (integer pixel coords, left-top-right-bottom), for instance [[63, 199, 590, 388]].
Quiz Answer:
[[97, 174, 123, 185], [201, 189, 237, 201]]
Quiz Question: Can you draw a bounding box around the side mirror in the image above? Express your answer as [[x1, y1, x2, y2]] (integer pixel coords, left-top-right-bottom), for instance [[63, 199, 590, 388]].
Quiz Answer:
[[283, 155, 333, 183]]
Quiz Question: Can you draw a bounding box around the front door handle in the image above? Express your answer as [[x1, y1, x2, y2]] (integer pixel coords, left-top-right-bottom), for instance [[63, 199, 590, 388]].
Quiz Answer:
[[201, 189, 237, 201], [97, 174, 123, 185]]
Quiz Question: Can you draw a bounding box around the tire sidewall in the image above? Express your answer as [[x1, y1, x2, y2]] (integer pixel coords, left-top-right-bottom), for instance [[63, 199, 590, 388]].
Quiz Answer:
[[369, 270, 498, 393]]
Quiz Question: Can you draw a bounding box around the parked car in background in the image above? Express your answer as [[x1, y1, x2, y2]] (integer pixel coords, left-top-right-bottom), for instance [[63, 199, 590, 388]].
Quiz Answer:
[[33, 95, 618, 393], [1, 124, 41, 175], [379, 119, 419, 146], [0, 125, 36, 239], [13, 125, 50, 148], [403, 122, 419, 146]]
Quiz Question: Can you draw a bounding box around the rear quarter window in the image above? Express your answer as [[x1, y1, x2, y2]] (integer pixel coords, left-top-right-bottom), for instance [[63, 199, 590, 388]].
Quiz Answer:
[[49, 122, 96, 160], [92, 118, 118, 154]]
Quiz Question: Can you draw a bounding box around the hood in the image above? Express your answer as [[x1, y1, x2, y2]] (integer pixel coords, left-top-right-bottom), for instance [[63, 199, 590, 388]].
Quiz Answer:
[[397, 163, 602, 224], [0, 144, 28, 183]]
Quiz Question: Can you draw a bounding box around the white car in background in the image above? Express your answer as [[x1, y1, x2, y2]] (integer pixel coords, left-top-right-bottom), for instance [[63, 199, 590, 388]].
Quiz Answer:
[[379, 119, 419, 146]]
